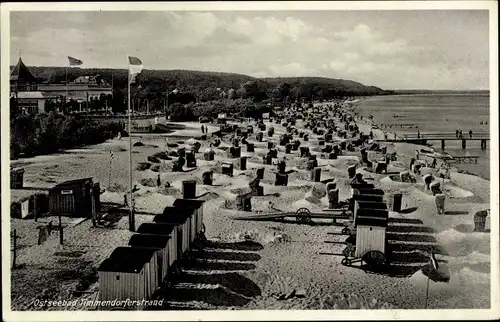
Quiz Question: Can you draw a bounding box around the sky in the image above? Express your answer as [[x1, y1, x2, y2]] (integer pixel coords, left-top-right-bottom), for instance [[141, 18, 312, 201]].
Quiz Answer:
[[10, 9, 490, 90]]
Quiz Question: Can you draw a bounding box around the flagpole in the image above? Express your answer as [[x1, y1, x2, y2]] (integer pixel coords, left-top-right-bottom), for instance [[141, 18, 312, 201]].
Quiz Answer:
[[65, 62, 68, 113], [425, 272, 430, 309], [128, 66, 135, 232]]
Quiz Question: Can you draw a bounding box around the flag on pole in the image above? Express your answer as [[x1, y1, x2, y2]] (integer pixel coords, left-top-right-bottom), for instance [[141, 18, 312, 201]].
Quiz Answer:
[[68, 56, 83, 66], [128, 56, 143, 84], [430, 252, 439, 270]]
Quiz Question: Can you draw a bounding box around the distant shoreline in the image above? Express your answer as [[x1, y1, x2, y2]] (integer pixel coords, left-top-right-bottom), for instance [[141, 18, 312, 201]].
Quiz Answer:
[[344, 100, 490, 181], [389, 90, 489, 95]]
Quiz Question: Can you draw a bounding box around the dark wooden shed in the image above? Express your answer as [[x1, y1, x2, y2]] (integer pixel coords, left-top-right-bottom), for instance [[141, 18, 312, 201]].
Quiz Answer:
[[48, 178, 100, 218], [10, 168, 25, 189]]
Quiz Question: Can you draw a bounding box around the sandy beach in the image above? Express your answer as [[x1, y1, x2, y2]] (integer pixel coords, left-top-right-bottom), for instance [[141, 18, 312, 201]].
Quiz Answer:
[[9, 101, 491, 310]]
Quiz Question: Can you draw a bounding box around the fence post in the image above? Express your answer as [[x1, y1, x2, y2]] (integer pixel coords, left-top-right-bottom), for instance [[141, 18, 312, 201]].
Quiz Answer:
[[59, 214, 64, 245], [12, 230, 18, 269], [33, 195, 37, 222]]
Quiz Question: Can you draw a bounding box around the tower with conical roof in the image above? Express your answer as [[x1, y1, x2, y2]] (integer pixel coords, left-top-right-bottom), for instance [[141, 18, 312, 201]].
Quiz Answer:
[[10, 57, 37, 93]]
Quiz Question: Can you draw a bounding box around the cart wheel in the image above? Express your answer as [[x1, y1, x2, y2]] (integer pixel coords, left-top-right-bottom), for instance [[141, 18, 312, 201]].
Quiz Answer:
[[341, 258, 351, 266], [342, 244, 356, 258], [295, 207, 312, 224], [362, 250, 386, 269]]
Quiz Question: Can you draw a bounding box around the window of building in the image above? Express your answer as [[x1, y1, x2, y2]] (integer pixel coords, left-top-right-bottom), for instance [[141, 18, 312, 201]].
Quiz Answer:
[[18, 100, 39, 114]]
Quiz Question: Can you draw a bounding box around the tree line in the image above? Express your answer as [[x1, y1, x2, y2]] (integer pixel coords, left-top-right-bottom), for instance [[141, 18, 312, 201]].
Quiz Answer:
[[21, 66, 392, 115]]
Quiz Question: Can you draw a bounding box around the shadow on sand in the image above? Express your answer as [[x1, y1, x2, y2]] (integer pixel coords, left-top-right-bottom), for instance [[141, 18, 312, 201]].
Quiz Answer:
[[191, 250, 261, 262], [204, 240, 264, 252], [149, 241, 262, 309], [399, 206, 419, 214], [443, 210, 469, 215]]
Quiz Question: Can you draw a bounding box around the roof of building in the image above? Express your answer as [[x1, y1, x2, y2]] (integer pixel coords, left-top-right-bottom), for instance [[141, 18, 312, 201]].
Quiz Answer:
[[354, 200, 387, 210], [128, 233, 171, 248], [10, 58, 37, 83], [52, 177, 93, 189], [354, 188, 385, 196], [356, 217, 388, 228], [16, 91, 45, 99], [98, 246, 158, 273], [173, 198, 205, 209], [137, 222, 178, 235], [153, 207, 192, 224], [355, 208, 389, 219]]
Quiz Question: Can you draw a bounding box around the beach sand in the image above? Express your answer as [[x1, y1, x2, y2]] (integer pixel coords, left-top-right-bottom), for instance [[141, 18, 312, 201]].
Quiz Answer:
[[9, 101, 491, 310]]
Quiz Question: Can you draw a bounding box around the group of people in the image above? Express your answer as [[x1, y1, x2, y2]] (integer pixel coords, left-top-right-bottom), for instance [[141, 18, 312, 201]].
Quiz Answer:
[[455, 129, 474, 139]]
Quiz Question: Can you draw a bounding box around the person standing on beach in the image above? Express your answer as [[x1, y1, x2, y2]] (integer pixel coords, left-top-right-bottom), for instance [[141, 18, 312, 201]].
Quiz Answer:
[[417, 130, 420, 139], [123, 194, 128, 207], [456, 129, 459, 138], [469, 130, 473, 138], [432, 157, 437, 168], [157, 174, 161, 188], [201, 125, 205, 134]]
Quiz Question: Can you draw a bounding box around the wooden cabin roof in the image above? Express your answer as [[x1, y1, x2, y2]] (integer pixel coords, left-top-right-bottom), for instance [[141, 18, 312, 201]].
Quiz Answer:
[[354, 200, 387, 210], [138, 222, 177, 235], [350, 183, 375, 190], [128, 233, 171, 248], [356, 208, 388, 219], [98, 246, 157, 273], [156, 206, 192, 223], [53, 177, 93, 189], [354, 188, 385, 196], [352, 194, 384, 203], [173, 198, 205, 209]]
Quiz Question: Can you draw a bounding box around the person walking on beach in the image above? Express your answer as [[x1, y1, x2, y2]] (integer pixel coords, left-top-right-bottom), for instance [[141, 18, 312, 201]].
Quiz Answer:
[[123, 194, 128, 207], [469, 130, 473, 138]]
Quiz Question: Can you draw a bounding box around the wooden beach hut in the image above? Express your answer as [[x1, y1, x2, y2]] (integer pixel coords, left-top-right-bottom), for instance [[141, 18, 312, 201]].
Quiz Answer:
[[10, 167, 25, 189], [354, 207, 389, 258], [136, 223, 178, 269], [48, 178, 100, 218], [173, 198, 205, 242], [159, 206, 195, 247], [128, 234, 172, 283], [152, 210, 191, 255], [98, 246, 159, 304]]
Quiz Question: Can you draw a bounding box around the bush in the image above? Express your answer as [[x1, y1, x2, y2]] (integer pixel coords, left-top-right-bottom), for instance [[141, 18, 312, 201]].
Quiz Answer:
[[10, 113, 123, 158]]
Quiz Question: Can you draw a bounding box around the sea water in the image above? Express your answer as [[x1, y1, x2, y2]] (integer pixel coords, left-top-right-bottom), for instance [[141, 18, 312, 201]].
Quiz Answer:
[[355, 93, 491, 179]]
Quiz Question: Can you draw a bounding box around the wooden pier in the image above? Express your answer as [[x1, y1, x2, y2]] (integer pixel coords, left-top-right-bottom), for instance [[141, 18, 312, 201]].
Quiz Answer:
[[445, 156, 480, 165], [379, 132, 490, 150]]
